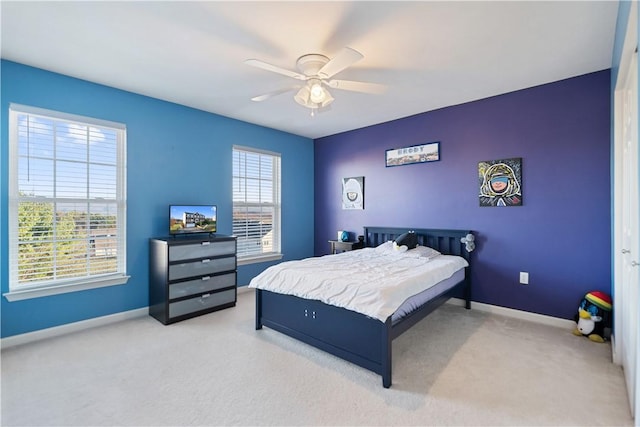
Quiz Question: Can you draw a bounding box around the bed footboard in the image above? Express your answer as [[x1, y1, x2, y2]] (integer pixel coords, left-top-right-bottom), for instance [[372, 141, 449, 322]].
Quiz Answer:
[[256, 289, 393, 387], [255, 281, 467, 387]]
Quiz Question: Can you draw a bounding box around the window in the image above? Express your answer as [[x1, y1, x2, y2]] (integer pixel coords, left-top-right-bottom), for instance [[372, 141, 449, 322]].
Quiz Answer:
[[232, 146, 281, 264], [6, 104, 128, 301]]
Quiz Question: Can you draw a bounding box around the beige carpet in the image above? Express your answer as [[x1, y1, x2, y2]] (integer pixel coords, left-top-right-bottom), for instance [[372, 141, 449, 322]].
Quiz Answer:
[[1, 290, 633, 426]]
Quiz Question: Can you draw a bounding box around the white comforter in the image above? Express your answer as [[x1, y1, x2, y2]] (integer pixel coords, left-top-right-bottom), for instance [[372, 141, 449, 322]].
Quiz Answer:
[[248, 247, 468, 322]]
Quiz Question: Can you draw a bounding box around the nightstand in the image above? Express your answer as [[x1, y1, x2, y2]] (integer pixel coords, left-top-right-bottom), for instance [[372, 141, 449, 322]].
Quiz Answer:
[[328, 240, 365, 254]]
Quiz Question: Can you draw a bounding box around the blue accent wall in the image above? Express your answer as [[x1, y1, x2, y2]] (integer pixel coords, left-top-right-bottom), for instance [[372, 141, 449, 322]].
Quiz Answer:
[[0, 60, 314, 338], [314, 70, 611, 320]]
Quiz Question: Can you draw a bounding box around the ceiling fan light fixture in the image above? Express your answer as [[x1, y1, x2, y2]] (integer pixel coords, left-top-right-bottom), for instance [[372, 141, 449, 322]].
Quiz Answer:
[[294, 86, 311, 107], [309, 79, 326, 103], [319, 90, 334, 107], [294, 80, 334, 110]]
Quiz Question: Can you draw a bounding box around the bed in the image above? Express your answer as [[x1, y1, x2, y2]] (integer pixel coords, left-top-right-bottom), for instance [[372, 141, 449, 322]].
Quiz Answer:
[[250, 226, 474, 388]]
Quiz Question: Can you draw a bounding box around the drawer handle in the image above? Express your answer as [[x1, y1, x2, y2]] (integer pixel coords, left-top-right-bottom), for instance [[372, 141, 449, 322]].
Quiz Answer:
[[201, 259, 211, 263], [201, 276, 211, 281], [200, 293, 211, 303], [202, 241, 210, 246]]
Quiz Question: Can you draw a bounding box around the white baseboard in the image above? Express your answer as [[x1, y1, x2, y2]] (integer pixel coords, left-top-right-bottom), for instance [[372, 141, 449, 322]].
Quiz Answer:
[[3, 289, 256, 349], [1, 295, 574, 349], [1, 307, 148, 350], [447, 298, 575, 330]]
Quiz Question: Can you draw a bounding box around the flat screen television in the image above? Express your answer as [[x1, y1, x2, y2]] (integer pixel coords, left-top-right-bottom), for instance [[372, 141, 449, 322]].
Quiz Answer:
[[169, 205, 217, 235]]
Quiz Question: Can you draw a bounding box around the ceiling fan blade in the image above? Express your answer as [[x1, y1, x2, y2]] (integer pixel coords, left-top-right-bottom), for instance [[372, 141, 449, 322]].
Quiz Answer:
[[244, 59, 307, 81], [251, 86, 299, 102], [317, 47, 364, 79], [326, 79, 386, 94]]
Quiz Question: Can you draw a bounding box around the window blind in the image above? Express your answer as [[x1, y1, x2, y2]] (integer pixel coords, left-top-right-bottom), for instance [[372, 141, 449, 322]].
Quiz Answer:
[[232, 146, 281, 259]]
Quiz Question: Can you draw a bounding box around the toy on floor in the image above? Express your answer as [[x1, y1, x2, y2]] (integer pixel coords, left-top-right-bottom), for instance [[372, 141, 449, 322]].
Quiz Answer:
[[572, 291, 612, 343]]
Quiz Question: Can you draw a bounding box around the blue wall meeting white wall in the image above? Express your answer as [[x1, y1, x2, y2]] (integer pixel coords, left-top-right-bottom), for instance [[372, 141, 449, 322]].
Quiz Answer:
[[0, 60, 314, 338]]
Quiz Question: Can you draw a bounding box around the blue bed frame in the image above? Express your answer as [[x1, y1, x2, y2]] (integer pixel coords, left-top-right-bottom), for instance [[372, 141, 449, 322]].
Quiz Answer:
[[255, 226, 473, 388]]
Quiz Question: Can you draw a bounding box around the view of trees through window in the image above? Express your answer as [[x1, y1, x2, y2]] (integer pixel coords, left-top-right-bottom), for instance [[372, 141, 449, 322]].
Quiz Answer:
[[18, 200, 118, 284], [10, 106, 125, 290]]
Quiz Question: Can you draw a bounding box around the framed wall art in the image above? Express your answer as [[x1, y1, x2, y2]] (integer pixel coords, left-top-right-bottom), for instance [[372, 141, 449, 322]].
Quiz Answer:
[[478, 157, 523, 207], [385, 141, 440, 167], [342, 176, 364, 210]]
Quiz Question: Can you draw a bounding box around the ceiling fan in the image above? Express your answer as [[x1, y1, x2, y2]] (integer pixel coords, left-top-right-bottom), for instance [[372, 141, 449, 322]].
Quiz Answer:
[[245, 47, 385, 115]]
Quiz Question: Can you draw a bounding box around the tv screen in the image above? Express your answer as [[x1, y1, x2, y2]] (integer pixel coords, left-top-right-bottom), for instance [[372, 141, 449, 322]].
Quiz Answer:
[[169, 205, 217, 235]]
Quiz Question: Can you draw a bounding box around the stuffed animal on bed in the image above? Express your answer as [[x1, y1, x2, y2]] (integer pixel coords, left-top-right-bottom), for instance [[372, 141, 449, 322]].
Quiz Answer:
[[393, 231, 418, 252], [572, 291, 612, 343]]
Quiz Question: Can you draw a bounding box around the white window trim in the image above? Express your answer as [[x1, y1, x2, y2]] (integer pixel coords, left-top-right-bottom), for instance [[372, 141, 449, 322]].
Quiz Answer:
[[5, 104, 128, 301], [3, 274, 130, 302], [232, 145, 282, 265]]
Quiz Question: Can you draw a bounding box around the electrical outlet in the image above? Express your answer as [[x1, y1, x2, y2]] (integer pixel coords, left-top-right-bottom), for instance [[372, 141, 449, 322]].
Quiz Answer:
[[519, 272, 529, 285]]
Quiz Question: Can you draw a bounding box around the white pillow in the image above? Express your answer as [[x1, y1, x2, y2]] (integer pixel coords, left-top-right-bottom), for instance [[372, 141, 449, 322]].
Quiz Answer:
[[407, 245, 441, 259]]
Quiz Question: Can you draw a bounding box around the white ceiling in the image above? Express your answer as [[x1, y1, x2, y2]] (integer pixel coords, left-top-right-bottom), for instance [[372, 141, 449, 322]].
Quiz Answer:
[[1, 1, 619, 139]]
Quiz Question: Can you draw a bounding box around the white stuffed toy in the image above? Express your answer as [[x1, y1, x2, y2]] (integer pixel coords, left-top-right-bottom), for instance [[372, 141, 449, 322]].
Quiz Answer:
[[460, 233, 475, 252]]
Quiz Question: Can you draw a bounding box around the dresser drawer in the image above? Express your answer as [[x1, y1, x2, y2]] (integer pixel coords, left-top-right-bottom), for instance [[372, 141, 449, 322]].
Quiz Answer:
[[169, 256, 236, 281], [169, 289, 236, 318], [169, 240, 235, 262], [169, 272, 236, 299]]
